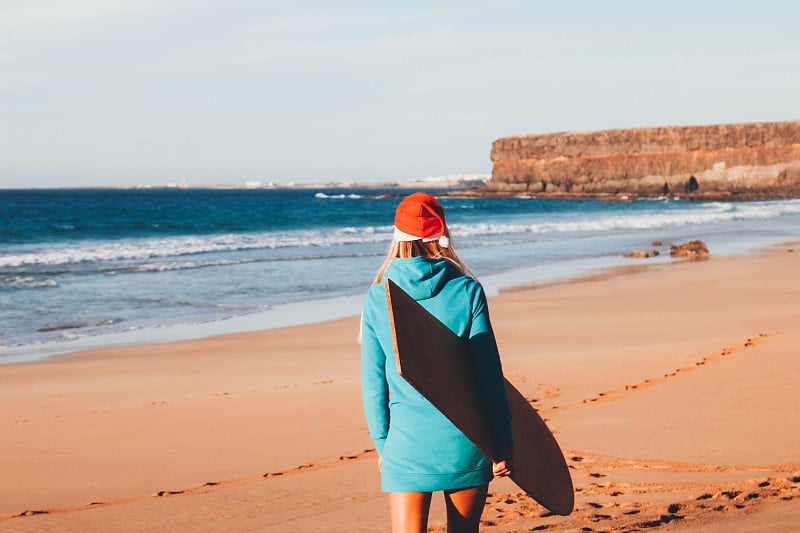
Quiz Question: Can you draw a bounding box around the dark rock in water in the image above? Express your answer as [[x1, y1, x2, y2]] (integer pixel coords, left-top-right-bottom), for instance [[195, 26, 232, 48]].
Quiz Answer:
[[624, 250, 650, 259], [670, 240, 709, 258], [624, 248, 662, 259]]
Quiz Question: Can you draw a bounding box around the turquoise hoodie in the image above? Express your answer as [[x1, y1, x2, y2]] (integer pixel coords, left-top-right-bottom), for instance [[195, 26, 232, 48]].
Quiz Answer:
[[361, 256, 513, 492]]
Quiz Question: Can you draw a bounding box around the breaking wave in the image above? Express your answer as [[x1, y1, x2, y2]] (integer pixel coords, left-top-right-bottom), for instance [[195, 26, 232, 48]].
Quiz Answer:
[[0, 227, 391, 268], [1, 276, 58, 289], [2, 199, 799, 269], [37, 317, 120, 333]]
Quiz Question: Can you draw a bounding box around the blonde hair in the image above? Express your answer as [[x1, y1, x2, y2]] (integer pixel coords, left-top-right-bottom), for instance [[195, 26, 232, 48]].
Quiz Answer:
[[372, 230, 472, 285]]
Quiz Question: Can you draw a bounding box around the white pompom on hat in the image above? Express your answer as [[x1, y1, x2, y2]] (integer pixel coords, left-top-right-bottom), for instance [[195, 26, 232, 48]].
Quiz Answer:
[[393, 192, 450, 247]]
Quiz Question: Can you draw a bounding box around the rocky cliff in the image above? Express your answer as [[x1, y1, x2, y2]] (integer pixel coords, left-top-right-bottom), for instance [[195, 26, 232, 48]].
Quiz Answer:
[[489, 120, 800, 198]]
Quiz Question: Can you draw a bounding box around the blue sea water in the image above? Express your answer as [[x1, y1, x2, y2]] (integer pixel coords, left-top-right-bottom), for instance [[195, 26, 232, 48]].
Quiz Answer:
[[2, 187, 799, 362]]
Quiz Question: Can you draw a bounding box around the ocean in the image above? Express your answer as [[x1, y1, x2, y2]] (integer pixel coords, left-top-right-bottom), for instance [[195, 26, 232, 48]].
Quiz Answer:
[[2, 187, 799, 363]]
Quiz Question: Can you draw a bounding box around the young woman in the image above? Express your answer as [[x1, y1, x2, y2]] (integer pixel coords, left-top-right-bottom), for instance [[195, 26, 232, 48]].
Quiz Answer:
[[360, 192, 513, 533]]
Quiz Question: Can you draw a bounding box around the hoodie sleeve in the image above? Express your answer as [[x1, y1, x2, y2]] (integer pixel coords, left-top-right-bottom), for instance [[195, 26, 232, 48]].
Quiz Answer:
[[360, 294, 390, 455], [466, 283, 514, 451]]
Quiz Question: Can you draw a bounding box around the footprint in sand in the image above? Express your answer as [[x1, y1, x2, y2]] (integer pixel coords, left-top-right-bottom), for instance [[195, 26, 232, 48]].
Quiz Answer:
[[639, 513, 684, 528], [153, 490, 183, 497], [338, 449, 373, 461], [18, 510, 48, 517], [544, 387, 561, 399], [263, 463, 315, 478]]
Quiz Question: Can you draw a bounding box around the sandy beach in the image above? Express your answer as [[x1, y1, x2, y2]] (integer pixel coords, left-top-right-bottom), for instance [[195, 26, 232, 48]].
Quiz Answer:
[[1, 242, 798, 532]]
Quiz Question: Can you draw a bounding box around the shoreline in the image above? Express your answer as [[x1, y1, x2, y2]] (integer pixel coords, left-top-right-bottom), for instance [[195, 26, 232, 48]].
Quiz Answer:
[[2, 233, 787, 366], [1, 239, 798, 531], [0, 247, 676, 365]]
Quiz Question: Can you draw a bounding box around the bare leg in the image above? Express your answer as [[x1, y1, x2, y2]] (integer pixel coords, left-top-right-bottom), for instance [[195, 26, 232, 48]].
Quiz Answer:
[[389, 491, 432, 533], [443, 484, 489, 533]]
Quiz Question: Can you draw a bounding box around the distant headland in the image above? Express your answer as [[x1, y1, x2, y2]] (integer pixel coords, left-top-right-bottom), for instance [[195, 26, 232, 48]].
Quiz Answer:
[[485, 120, 800, 199]]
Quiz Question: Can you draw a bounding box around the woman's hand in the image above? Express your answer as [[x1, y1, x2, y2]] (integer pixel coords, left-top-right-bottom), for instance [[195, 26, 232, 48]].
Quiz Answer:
[[493, 444, 513, 477], [492, 459, 512, 477]]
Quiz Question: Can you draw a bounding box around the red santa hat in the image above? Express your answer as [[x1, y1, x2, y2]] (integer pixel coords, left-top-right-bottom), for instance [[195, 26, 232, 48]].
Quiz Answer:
[[393, 192, 450, 248]]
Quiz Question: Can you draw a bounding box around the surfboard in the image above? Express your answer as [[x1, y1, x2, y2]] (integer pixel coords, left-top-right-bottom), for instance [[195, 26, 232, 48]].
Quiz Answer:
[[385, 279, 574, 516]]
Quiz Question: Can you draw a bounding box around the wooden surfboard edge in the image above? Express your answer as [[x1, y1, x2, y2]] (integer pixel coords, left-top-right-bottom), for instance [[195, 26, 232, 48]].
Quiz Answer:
[[384, 278, 404, 376]]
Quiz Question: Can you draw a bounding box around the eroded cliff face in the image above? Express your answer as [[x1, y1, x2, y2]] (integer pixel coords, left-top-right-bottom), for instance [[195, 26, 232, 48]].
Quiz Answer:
[[490, 121, 800, 197]]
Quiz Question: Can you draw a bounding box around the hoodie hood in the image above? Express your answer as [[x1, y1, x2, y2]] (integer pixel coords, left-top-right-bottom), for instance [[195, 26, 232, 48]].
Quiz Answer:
[[383, 256, 456, 301]]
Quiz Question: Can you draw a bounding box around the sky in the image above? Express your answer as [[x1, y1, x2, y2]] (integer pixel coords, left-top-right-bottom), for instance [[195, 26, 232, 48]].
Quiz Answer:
[[1, 1, 799, 188]]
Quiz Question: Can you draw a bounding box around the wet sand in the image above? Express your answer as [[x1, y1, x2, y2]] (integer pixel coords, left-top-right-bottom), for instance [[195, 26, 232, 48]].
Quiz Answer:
[[1, 242, 798, 531]]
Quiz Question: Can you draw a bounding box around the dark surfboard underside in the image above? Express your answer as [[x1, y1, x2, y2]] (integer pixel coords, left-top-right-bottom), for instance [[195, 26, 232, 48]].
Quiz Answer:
[[386, 278, 574, 516]]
